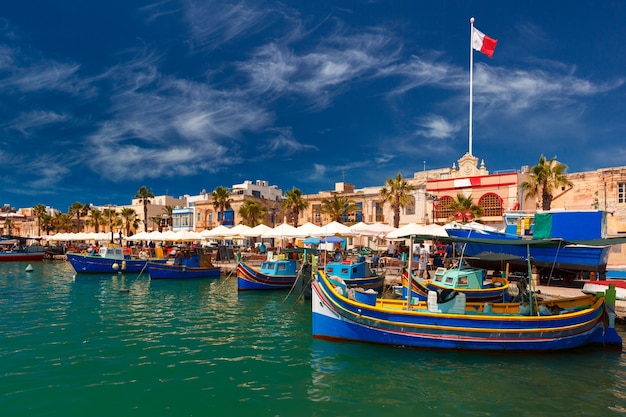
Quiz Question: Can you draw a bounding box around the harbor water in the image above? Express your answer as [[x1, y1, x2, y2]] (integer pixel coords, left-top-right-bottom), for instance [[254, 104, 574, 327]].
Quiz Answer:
[[2, 261, 626, 417]]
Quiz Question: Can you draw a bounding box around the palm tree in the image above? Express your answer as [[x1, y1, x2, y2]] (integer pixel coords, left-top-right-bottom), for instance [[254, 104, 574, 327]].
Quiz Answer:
[[320, 195, 361, 223], [211, 186, 233, 225], [135, 186, 154, 232], [120, 207, 138, 237], [88, 208, 103, 233], [32, 203, 47, 236], [40, 213, 54, 235], [283, 187, 308, 227], [379, 173, 416, 228], [150, 215, 164, 232], [162, 205, 174, 228], [68, 201, 89, 232], [522, 155, 574, 210], [238, 199, 268, 227], [102, 208, 119, 240], [53, 212, 74, 232], [446, 194, 483, 223]]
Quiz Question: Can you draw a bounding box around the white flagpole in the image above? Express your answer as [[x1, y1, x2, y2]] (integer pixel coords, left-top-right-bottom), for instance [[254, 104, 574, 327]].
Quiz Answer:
[[469, 17, 475, 156]]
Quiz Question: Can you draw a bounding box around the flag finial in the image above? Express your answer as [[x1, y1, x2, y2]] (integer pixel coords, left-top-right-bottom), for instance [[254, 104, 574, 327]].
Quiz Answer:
[[470, 17, 475, 24]]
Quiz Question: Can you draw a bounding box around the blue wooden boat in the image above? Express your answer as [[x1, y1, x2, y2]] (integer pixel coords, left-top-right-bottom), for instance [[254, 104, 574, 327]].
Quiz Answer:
[[67, 246, 157, 274], [147, 248, 220, 279], [0, 237, 46, 262], [399, 265, 510, 303], [237, 259, 300, 291], [323, 257, 385, 293], [445, 211, 611, 277], [312, 270, 622, 351]]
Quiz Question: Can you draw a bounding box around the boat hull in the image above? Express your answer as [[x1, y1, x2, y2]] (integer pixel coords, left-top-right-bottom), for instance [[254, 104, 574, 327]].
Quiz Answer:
[[312, 272, 620, 351], [237, 261, 297, 291], [67, 253, 149, 273], [148, 263, 221, 279], [0, 252, 46, 262]]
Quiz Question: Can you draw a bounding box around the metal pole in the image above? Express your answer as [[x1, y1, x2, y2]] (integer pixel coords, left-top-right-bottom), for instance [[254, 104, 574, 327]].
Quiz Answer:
[[469, 17, 475, 156]]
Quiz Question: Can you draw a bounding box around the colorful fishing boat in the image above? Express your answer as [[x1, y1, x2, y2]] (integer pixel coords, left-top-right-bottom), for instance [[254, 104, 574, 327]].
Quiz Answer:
[[67, 246, 158, 274], [0, 237, 46, 262], [147, 248, 220, 279], [323, 257, 385, 293], [398, 265, 510, 303], [237, 258, 300, 291], [312, 270, 622, 351]]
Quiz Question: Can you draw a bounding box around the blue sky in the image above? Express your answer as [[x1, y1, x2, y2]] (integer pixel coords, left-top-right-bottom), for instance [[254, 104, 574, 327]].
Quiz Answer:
[[1, 1, 625, 211]]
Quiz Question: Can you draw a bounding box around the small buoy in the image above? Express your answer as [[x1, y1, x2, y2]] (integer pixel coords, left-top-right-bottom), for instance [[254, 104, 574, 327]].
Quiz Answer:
[[112, 263, 119, 270], [25, 264, 34, 272]]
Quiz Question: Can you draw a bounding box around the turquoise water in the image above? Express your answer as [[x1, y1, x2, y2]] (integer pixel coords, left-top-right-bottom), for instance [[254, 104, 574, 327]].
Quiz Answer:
[[2, 261, 626, 417]]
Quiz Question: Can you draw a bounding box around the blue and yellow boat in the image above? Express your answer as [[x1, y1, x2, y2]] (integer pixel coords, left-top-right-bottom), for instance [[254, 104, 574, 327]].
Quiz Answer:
[[312, 269, 622, 351]]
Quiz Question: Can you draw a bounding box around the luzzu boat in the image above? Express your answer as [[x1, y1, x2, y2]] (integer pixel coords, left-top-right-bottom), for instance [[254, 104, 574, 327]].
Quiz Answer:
[[312, 270, 623, 352], [399, 265, 510, 303], [67, 246, 159, 273], [323, 256, 385, 293], [237, 258, 300, 291], [0, 237, 46, 262], [147, 248, 220, 279]]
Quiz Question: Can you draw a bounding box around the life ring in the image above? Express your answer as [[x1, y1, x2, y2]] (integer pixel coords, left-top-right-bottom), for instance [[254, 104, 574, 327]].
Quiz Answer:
[[138, 251, 149, 259]]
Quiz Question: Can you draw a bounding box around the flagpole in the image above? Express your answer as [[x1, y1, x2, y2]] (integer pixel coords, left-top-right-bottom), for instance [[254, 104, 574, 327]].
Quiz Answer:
[[469, 17, 474, 156]]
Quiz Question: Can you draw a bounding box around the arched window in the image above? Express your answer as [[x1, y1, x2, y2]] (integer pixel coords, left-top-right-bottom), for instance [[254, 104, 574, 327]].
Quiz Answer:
[[478, 193, 503, 217], [405, 196, 416, 215], [437, 196, 455, 220]]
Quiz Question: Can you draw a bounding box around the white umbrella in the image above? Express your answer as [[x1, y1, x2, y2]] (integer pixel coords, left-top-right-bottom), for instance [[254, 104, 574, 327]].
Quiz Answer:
[[386, 223, 430, 239], [125, 231, 150, 241], [314, 221, 356, 237], [200, 225, 232, 239], [261, 222, 299, 239], [174, 230, 204, 241], [225, 224, 253, 238], [423, 223, 449, 238], [293, 222, 324, 238], [160, 230, 180, 241], [242, 224, 272, 237], [146, 230, 164, 241], [350, 222, 396, 237]]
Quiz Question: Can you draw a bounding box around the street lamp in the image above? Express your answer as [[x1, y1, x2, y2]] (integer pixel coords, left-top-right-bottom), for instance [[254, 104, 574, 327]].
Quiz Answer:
[[426, 193, 439, 224]]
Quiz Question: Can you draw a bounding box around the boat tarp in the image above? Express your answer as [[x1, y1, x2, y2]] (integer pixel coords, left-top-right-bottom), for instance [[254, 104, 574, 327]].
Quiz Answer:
[[532, 213, 552, 240]]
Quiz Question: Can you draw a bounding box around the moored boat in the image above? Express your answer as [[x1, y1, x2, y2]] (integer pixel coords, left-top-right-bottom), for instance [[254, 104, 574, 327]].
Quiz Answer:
[[445, 210, 612, 277], [237, 258, 300, 291], [67, 246, 160, 274], [147, 248, 220, 279], [312, 270, 622, 351], [323, 256, 385, 293], [0, 237, 47, 262]]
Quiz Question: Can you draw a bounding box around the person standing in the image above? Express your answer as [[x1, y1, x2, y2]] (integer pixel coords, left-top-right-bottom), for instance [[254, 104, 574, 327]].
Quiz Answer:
[[418, 243, 429, 278]]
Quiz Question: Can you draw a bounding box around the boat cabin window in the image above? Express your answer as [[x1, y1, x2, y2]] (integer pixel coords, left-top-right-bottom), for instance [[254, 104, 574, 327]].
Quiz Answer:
[[434, 274, 443, 283], [457, 276, 468, 286], [327, 267, 334, 273], [341, 267, 349, 274], [445, 276, 454, 284], [277, 264, 287, 271]]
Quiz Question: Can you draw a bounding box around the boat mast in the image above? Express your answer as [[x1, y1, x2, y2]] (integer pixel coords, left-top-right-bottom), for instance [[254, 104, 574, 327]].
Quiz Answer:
[[468, 17, 475, 156]]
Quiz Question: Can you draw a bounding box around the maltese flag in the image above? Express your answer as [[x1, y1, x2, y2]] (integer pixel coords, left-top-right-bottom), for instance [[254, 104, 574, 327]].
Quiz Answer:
[[472, 27, 497, 58]]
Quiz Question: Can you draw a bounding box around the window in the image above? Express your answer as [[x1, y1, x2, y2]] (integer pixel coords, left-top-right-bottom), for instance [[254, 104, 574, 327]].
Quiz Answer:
[[437, 196, 455, 220], [478, 193, 503, 217], [619, 183, 626, 204]]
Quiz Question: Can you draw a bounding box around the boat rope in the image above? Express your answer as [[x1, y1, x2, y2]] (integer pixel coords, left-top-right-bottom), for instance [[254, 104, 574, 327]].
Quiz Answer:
[[283, 262, 307, 303]]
